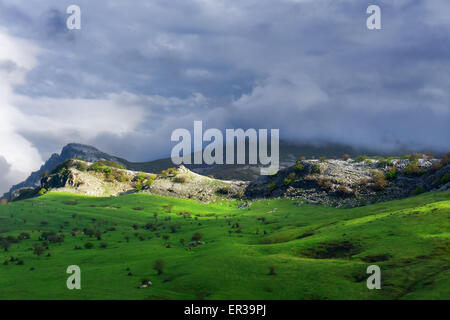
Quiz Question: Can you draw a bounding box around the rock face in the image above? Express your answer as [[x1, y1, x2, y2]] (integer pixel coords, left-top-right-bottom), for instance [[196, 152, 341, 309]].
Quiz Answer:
[[39, 160, 246, 201], [4, 142, 449, 207], [246, 158, 450, 207], [2, 143, 126, 200]]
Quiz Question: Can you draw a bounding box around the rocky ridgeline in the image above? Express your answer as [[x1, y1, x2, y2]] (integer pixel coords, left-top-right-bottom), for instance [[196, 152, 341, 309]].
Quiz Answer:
[[35, 160, 246, 202], [7, 154, 450, 208], [246, 155, 450, 207], [2, 143, 126, 200]]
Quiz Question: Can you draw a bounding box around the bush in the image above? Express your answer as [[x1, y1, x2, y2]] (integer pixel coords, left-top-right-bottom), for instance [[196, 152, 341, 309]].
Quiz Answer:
[[191, 232, 203, 241], [84, 242, 94, 249], [173, 176, 187, 183], [385, 168, 397, 181], [268, 183, 277, 193], [318, 179, 332, 191], [91, 160, 125, 170], [337, 185, 354, 196], [371, 170, 387, 191], [412, 186, 425, 196], [379, 157, 394, 167], [99, 242, 108, 249], [145, 176, 155, 187], [359, 177, 369, 186], [75, 162, 88, 171], [355, 155, 368, 162], [440, 173, 450, 185], [38, 188, 47, 196], [268, 266, 276, 275], [153, 259, 165, 275], [319, 157, 327, 162], [294, 164, 305, 172], [342, 154, 351, 161], [441, 153, 450, 166], [312, 165, 321, 174], [283, 178, 292, 186], [404, 161, 425, 176]]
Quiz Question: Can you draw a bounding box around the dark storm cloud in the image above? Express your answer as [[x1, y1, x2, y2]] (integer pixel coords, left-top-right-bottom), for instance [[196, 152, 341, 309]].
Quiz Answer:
[[0, 0, 449, 174]]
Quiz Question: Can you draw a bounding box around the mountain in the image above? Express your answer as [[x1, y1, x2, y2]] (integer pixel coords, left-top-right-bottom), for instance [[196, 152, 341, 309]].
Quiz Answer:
[[3, 141, 445, 201], [2, 143, 128, 200]]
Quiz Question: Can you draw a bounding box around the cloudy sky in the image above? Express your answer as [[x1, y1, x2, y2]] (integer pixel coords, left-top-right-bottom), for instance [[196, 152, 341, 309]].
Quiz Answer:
[[0, 0, 449, 194]]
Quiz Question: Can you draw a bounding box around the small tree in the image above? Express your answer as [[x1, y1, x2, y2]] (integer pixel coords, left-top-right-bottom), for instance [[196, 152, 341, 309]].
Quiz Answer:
[[154, 259, 165, 275], [1, 240, 11, 252], [191, 232, 203, 241], [33, 243, 44, 257], [84, 242, 94, 249], [268, 266, 276, 275], [179, 238, 185, 246]]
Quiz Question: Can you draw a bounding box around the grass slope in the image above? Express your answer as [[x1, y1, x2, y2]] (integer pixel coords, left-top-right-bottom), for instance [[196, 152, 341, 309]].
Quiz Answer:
[[0, 191, 448, 300]]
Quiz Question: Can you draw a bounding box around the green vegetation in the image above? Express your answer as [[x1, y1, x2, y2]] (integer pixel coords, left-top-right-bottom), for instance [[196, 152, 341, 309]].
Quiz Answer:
[[385, 168, 397, 181], [355, 155, 368, 162], [0, 191, 448, 300]]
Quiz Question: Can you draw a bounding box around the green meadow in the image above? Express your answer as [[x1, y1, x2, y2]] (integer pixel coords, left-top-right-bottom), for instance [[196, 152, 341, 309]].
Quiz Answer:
[[0, 191, 448, 300]]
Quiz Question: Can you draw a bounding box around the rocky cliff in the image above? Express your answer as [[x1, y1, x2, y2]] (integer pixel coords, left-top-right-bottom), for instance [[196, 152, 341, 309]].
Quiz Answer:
[[2, 143, 127, 200]]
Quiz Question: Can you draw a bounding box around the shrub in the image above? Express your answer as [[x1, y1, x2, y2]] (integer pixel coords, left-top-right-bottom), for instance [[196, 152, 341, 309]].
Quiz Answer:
[[191, 232, 203, 241], [404, 161, 425, 176], [318, 179, 332, 191], [385, 168, 397, 181], [38, 188, 47, 196], [99, 242, 108, 249], [288, 172, 296, 180], [173, 176, 187, 184], [359, 177, 369, 186], [135, 172, 147, 183], [312, 165, 321, 174], [91, 160, 125, 170], [145, 176, 155, 187], [319, 156, 327, 162], [430, 162, 442, 172], [440, 173, 450, 185], [283, 178, 292, 186], [373, 178, 387, 191], [294, 164, 305, 172], [268, 183, 277, 193], [84, 242, 94, 249], [342, 154, 351, 161], [412, 186, 425, 196], [135, 183, 143, 191], [32, 244, 45, 257], [441, 153, 450, 166], [355, 155, 368, 162], [371, 170, 387, 191], [75, 162, 88, 171], [153, 259, 165, 275], [337, 185, 354, 196], [379, 157, 394, 167], [268, 266, 276, 275]]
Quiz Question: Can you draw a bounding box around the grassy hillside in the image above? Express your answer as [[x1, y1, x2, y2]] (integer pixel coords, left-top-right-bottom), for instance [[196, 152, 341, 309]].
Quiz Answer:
[[0, 191, 448, 300]]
